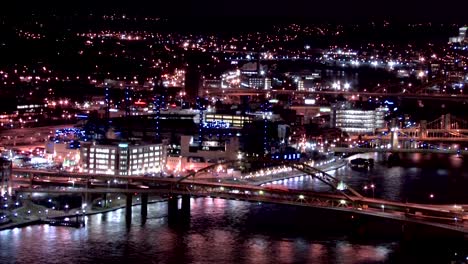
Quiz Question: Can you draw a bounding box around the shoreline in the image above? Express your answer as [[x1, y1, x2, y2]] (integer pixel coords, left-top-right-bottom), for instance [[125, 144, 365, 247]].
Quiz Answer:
[[246, 159, 348, 186], [0, 197, 168, 231]]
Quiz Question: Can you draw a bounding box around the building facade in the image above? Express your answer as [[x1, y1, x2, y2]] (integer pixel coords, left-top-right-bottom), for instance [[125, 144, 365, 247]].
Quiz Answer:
[[165, 135, 240, 174], [449, 26, 468, 43], [0, 158, 12, 196], [80, 141, 164, 176], [204, 113, 253, 129], [331, 105, 387, 134]]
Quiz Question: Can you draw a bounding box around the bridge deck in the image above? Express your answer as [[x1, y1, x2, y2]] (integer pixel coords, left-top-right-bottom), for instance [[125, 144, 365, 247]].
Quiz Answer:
[[10, 166, 468, 234]]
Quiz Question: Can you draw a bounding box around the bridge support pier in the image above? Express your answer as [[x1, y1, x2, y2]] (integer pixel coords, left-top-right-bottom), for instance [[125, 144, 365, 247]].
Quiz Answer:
[[181, 194, 190, 218], [167, 194, 191, 223], [102, 193, 108, 208], [390, 118, 399, 150], [81, 192, 93, 210], [125, 194, 132, 227], [141, 193, 148, 225], [167, 195, 179, 221]]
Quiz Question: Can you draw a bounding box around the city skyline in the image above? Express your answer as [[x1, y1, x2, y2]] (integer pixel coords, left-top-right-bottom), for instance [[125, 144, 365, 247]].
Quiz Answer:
[[0, 6, 466, 264]]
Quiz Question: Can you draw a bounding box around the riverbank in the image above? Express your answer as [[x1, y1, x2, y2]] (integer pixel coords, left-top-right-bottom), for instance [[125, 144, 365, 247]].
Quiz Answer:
[[245, 159, 347, 186], [197, 158, 349, 186], [0, 196, 168, 231]]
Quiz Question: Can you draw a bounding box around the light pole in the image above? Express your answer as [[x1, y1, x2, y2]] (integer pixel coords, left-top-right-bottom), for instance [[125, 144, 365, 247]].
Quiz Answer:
[[370, 184, 375, 198]]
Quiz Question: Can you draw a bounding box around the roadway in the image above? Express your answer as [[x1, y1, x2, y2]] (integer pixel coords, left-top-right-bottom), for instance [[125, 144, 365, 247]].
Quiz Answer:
[[0, 124, 77, 146], [204, 88, 468, 101], [330, 147, 468, 154], [0, 124, 75, 138]]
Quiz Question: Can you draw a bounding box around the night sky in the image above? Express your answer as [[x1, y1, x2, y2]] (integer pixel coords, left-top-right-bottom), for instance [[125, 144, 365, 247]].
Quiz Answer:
[[3, 0, 468, 22]]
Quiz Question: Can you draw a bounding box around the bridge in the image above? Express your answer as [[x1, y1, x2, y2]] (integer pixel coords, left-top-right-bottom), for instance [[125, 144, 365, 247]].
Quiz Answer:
[[334, 114, 468, 154], [8, 160, 468, 234], [203, 88, 468, 102], [330, 147, 468, 154], [379, 114, 468, 141]]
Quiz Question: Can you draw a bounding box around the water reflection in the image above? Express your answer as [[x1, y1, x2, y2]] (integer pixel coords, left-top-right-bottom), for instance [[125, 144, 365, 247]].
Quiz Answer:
[[283, 153, 468, 204], [0, 198, 465, 264], [0, 153, 466, 263]]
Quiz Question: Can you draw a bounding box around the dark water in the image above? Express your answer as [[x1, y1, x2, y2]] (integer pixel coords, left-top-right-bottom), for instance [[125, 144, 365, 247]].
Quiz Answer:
[[0, 153, 467, 264], [283, 152, 468, 204]]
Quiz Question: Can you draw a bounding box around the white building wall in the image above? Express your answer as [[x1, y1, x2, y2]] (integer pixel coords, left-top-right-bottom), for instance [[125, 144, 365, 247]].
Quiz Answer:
[[80, 142, 164, 176], [334, 108, 387, 134]]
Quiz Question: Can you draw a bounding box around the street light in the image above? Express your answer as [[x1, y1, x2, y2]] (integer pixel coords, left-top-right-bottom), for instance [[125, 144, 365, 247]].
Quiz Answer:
[[370, 184, 375, 198]]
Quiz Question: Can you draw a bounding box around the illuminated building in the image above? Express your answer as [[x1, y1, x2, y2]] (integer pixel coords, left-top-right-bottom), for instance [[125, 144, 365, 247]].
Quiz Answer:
[[239, 62, 270, 89], [203, 79, 222, 89], [290, 106, 331, 125], [331, 105, 387, 134], [204, 114, 253, 128], [165, 135, 240, 174], [240, 62, 266, 76], [289, 70, 321, 91], [248, 77, 271, 90], [220, 70, 241, 88], [0, 158, 12, 196], [449, 26, 468, 43], [180, 135, 239, 161], [80, 141, 164, 176]]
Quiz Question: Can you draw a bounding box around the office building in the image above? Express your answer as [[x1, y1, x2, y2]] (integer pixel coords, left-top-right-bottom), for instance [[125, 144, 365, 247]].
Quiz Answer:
[[166, 135, 240, 174], [80, 141, 165, 176], [204, 113, 253, 128], [248, 77, 271, 90]]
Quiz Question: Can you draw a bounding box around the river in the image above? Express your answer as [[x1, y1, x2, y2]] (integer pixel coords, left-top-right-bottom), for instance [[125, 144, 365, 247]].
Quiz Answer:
[[283, 152, 468, 204], [0, 153, 467, 263]]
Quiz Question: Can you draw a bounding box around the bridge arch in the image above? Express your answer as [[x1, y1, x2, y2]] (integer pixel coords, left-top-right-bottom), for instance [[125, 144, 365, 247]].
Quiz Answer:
[[177, 160, 363, 201]]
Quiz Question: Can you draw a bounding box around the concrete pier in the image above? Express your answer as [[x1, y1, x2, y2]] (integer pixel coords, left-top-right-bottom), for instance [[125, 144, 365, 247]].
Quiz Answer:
[[168, 195, 179, 221], [181, 194, 190, 217], [125, 194, 132, 226], [141, 193, 148, 224]]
